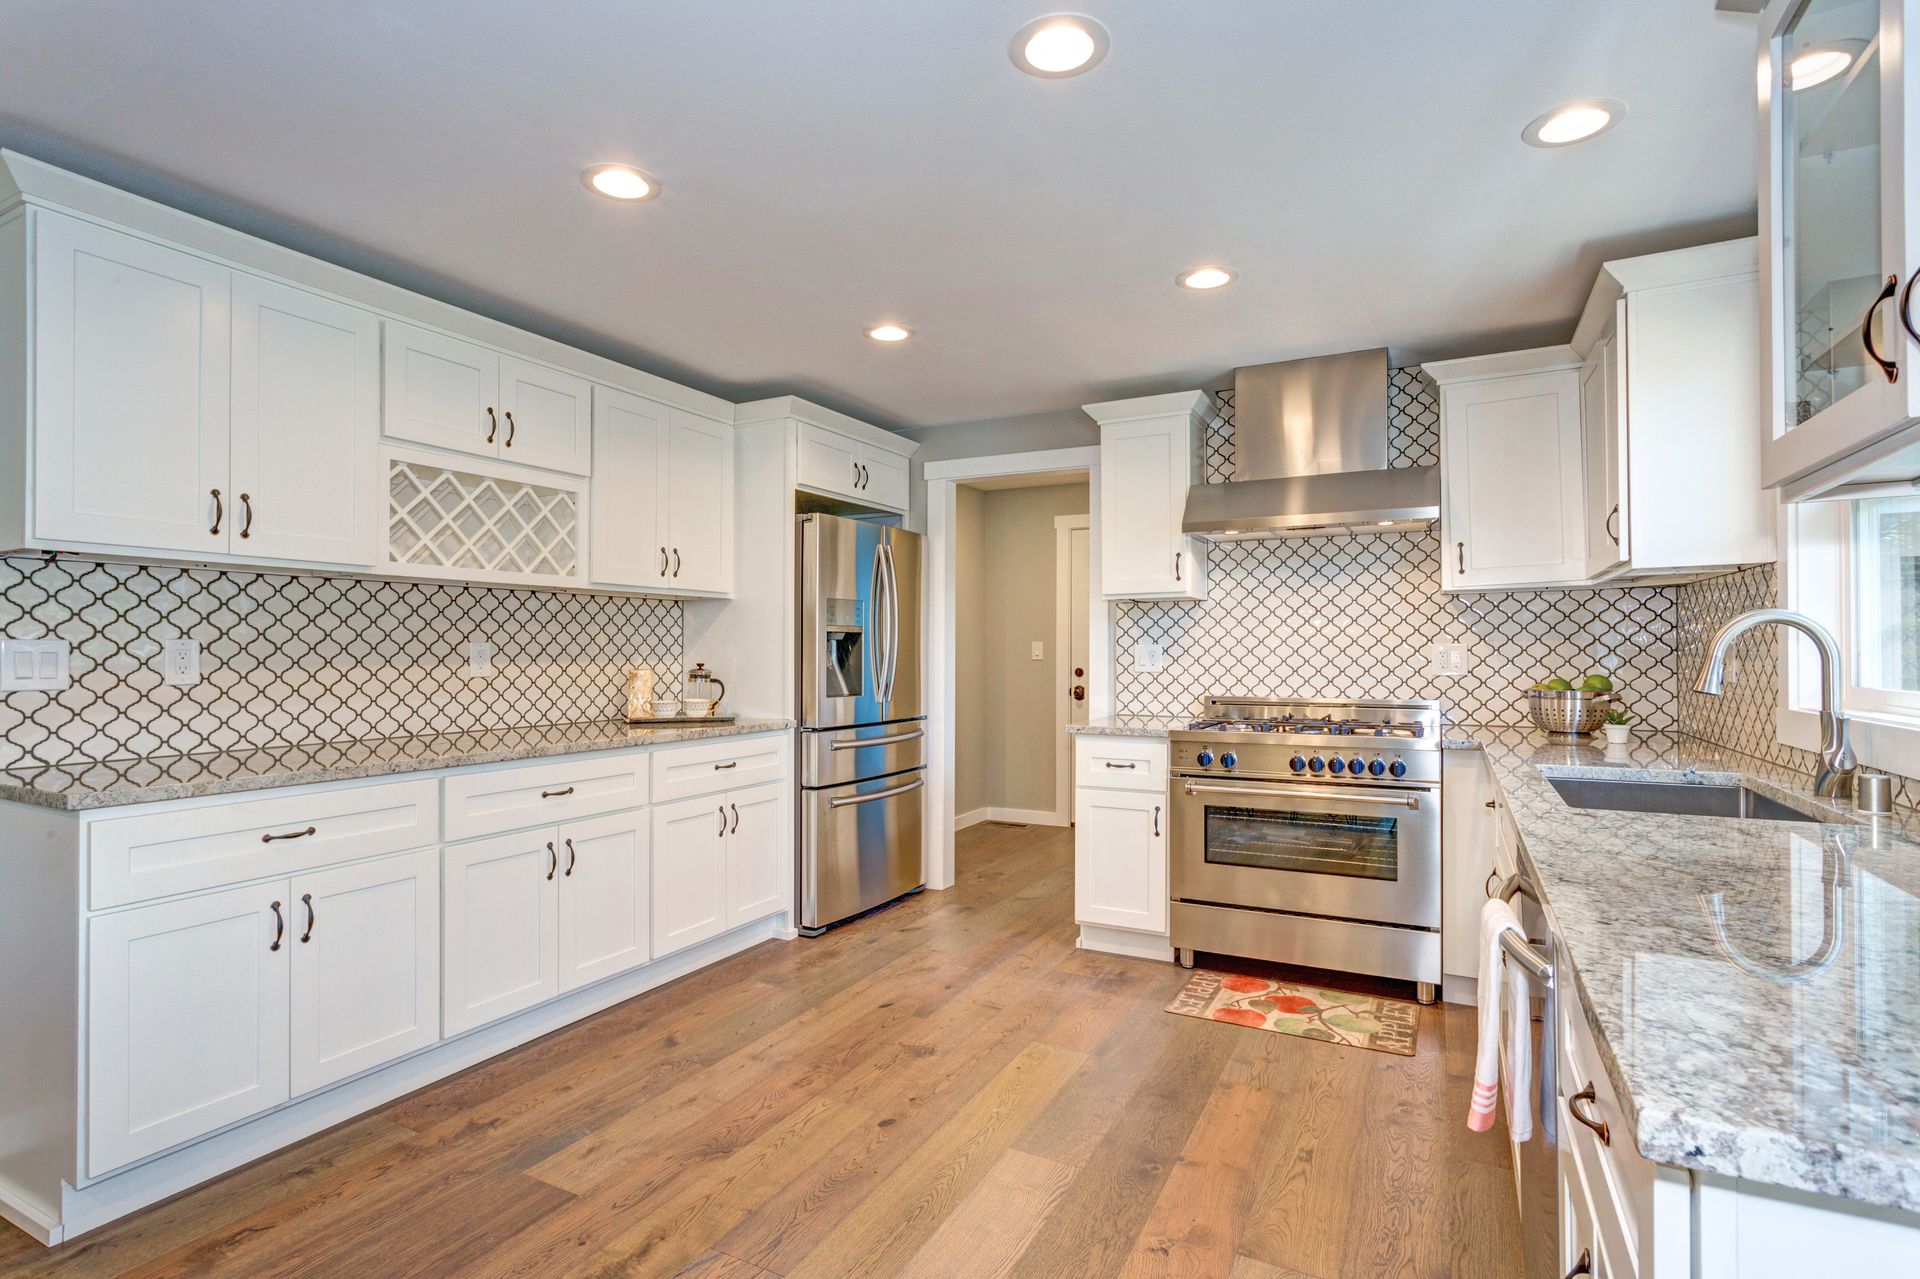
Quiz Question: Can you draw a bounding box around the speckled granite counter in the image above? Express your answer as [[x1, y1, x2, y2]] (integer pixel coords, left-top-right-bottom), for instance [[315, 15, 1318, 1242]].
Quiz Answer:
[[0, 718, 795, 811], [1451, 726, 1920, 1212], [1064, 715, 1186, 737]]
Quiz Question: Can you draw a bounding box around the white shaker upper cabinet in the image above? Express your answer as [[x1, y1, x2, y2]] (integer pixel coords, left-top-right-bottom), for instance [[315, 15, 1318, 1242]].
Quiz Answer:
[[589, 385, 671, 589], [33, 212, 232, 555], [1760, 0, 1920, 498], [663, 408, 735, 596], [497, 355, 591, 475], [230, 274, 381, 566], [1086, 390, 1212, 601], [382, 322, 501, 459], [1425, 351, 1588, 592], [1579, 325, 1628, 580]]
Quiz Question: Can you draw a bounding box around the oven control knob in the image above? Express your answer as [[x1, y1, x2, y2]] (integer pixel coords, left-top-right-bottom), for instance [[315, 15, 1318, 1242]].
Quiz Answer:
[[1328, 757, 1346, 774], [1221, 751, 1238, 771], [1369, 758, 1387, 776], [1348, 756, 1366, 775], [1289, 755, 1307, 773], [1389, 759, 1407, 778], [1308, 756, 1325, 773], [1196, 750, 1214, 768]]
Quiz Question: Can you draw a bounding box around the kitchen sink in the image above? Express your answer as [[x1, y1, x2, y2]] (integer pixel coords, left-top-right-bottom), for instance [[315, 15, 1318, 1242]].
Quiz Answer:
[[1546, 777, 1818, 823]]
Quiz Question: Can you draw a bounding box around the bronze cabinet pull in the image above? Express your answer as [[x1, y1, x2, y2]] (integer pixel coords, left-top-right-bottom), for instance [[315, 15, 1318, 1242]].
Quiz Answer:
[[852, 460, 861, 489], [564, 838, 576, 876], [503, 410, 516, 447], [1484, 799, 1497, 809], [545, 841, 557, 881], [1174, 551, 1182, 581], [1863, 273, 1900, 383], [1901, 267, 1920, 347], [1484, 869, 1499, 898], [672, 548, 681, 577], [1104, 761, 1137, 770], [210, 488, 223, 536], [300, 892, 316, 943], [730, 803, 740, 835], [486, 406, 498, 444], [541, 786, 575, 799], [1565, 1249, 1591, 1278], [1604, 503, 1619, 546], [660, 547, 669, 576], [1568, 1084, 1610, 1145], [1152, 804, 1161, 837], [1457, 541, 1465, 573], [239, 492, 254, 539], [713, 761, 738, 770], [716, 806, 726, 836], [269, 899, 284, 952], [261, 826, 317, 844]]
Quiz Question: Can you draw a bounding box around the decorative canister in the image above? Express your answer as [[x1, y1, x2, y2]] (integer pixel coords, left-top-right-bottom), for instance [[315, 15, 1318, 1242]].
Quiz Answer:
[[624, 667, 655, 723]]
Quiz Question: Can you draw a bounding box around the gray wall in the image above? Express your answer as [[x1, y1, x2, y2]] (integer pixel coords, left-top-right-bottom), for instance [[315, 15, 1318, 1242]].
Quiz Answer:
[[898, 408, 1099, 531]]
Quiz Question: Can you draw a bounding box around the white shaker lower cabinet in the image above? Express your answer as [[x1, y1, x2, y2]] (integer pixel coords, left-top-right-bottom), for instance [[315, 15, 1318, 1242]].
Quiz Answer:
[[724, 781, 789, 929], [652, 795, 729, 957], [1439, 748, 1498, 1001], [442, 830, 561, 1036], [1071, 734, 1172, 958], [557, 812, 652, 993], [289, 850, 440, 1096], [86, 883, 291, 1177]]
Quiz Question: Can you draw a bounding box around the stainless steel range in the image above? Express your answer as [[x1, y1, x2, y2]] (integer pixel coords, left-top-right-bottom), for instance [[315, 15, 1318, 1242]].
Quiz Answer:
[[1168, 696, 1443, 1004]]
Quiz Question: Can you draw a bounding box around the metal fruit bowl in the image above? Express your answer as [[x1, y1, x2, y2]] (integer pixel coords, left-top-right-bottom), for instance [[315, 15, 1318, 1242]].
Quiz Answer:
[[1524, 688, 1615, 736]]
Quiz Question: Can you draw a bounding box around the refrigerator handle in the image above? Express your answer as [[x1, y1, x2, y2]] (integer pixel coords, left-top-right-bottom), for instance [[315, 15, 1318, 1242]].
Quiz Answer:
[[882, 541, 901, 703], [870, 539, 890, 707]]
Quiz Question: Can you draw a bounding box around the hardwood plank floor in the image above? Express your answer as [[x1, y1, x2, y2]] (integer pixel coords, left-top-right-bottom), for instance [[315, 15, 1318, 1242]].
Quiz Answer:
[[1, 821, 1522, 1278]]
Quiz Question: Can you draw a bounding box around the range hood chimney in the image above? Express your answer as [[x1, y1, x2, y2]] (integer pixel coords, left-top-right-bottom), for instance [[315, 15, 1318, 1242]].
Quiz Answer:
[[1182, 347, 1439, 540]]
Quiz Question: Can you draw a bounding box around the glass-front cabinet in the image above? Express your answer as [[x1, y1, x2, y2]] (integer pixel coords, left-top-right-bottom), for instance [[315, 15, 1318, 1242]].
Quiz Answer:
[[1761, 0, 1920, 497]]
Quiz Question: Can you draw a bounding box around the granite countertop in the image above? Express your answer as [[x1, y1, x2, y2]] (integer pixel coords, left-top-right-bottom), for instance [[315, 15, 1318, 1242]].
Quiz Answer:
[[1453, 726, 1920, 1212], [1064, 715, 1187, 737], [0, 718, 795, 811]]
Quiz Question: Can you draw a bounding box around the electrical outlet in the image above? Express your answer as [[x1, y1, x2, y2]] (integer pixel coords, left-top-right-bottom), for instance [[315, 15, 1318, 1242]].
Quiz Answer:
[[466, 640, 495, 678], [1133, 641, 1164, 674], [0, 638, 69, 691], [1428, 643, 1471, 677], [162, 639, 200, 686], [1031, 641, 1045, 662]]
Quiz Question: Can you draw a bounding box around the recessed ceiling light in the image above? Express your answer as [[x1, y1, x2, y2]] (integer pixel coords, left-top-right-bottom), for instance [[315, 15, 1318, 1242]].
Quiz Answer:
[[581, 163, 660, 202], [1010, 14, 1110, 78], [1790, 42, 1866, 91], [866, 324, 913, 343], [1177, 266, 1237, 291], [1520, 99, 1626, 148]]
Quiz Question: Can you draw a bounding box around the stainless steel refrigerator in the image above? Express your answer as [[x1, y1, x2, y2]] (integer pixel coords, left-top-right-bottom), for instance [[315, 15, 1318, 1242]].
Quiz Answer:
[[796, 514, 924, 935]]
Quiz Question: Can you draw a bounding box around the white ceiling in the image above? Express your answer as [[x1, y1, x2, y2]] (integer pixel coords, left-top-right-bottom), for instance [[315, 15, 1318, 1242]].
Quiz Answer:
[[0, 1, 1760, 431]]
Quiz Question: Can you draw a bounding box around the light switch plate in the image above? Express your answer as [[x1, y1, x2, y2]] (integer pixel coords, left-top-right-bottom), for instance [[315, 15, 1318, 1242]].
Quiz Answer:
[[1428, 643, 1471, 677], [1, 638, 70, 691], [1134, 641, 1164, 674], [162, 639, 200, 686], [466, 640, 495, 678], [1031, 641, 1045, 661]]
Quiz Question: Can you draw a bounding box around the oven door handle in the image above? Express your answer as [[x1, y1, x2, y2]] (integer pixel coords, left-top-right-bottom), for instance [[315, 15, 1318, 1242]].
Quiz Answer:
[[1180, 781, 1423, 810]]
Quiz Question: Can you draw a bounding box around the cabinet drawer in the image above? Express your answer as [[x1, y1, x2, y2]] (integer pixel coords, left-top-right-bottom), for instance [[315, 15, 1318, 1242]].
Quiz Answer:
[[1073, 736, 1168, 792], [1560, 996, 1653, 1265], [89, 779, 440, 909], [651, 733, 789, 803], [443, 753, 648, 841]]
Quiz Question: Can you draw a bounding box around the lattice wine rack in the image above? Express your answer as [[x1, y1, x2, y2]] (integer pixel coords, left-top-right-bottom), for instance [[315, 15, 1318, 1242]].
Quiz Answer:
[[387, 458, 581, 580]]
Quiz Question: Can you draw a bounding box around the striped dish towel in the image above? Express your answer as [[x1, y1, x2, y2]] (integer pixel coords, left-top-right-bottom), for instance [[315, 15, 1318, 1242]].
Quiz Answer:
[[1468, 897, 1533, 1141]]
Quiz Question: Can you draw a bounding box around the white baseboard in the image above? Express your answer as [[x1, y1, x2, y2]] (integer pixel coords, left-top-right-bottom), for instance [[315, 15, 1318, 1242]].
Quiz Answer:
[[1077, 924, 1175, 962], [7, 914, 791, 1247], [957, 805, 1067, 830]]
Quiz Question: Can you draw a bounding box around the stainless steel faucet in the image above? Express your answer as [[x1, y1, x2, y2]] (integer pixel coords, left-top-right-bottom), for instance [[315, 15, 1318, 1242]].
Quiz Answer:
[[1691, 608, 1856, 799]]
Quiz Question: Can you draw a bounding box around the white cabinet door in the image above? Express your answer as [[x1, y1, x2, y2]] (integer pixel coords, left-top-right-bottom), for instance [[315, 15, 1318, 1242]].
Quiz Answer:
[[33, 212, 231, 555], [1580, 329, 1627, 580], [443, 830, 560, 1035], [229, 274, 381, 566], [1099, 417, 1205, 599], [557, 811, 651, 992], [1440, 369, 1588, 589], [86, 882, 290, 1176], [589, 385, 671, 589], [664, 409, 734, 595], [796, 423, 861, 500], [499, 356, 591, 476], [651, 794, 728, 957], [382, 322, 500, 458], [859, 445, 910, 512], [1440, 751, 1498, 985], [289, 849, 440, 1096], [724, 781, 789, 928], [1073, 786, 1167, 934]]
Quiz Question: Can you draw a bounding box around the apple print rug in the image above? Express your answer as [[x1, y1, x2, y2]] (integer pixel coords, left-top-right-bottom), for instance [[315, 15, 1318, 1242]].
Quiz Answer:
[[1164, 971, 1418, 1056]]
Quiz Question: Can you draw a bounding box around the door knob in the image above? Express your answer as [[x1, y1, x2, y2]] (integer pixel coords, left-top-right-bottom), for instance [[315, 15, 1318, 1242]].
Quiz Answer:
[[1072, 685, 1086, 701]]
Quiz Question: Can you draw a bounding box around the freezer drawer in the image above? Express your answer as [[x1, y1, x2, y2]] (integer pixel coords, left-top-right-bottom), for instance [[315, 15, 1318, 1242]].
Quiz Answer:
[[801, 720, 926, 788], [800, 769, 924, 932]]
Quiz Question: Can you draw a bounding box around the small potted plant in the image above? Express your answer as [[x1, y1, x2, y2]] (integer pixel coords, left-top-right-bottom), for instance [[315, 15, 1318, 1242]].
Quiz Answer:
[[1602, 706, 1634, 745]]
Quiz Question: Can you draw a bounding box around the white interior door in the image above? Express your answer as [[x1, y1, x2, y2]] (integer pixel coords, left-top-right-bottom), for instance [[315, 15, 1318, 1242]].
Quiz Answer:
[[558, 811, 651, 991], [33, 212, 231, 554], [289, 849, 440, 1096], [229, 274, 381, 566], [1069, 526, 1091, 728], [381, 321, 500, 458], [498, 356, 592, 475], [724, 781, 789, 928], [589, 386, 671, 589], [443, 830, 560, 1035], [651, 794, 728, 957], [664, 409, 734, 594], [86, 882, 290, 1176]]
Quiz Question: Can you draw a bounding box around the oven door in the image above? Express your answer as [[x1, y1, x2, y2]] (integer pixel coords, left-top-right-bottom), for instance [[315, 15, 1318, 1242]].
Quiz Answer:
[[1171, 776, 1440, 928]]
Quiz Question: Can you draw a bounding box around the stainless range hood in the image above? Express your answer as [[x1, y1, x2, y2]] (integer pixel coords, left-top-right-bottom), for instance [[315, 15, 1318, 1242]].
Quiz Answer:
[[1183, 347, 1439, 540]]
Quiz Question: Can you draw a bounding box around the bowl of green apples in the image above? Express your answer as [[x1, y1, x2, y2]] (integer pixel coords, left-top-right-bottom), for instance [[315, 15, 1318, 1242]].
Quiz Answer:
[[1523, 673, 1616, 736]]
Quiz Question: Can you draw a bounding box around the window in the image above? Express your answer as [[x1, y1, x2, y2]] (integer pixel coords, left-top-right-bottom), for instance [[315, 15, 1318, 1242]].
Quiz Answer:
[[1850, 495, 1920, 715]]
